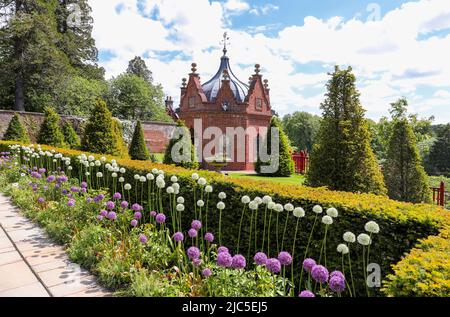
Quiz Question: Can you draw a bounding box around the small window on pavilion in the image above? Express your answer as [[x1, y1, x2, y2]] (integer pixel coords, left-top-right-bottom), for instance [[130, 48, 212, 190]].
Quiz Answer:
[[189, 96, 196, 108], [256, 98, 263, 111]]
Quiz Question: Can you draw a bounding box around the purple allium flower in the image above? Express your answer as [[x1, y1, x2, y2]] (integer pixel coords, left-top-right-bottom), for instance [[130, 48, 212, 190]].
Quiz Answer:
[[80, 182, 88, 189], [130, 219, 138, 227], [134, 212, 142, 219], [96, 215, 103, 221], [204, 232, 214, 242], [38, 168, 46, 174], [217, 252, 233, 267], [278, 251, 293, 266], [139, 234, 148, 244], [265, 258, 281, 274], [311, 265, 329, 284], [70, 186, 79, 193], [202, 268, 212, 277], [61, 189, 68, 194], [231, 254, 246, 269], [299, 290, 315, 298], [107, 211, 117, 220], [218, 246, 229, 254], [188, 228, 198, 238], [155, 213, 166, 224], [120, 201, 129, 209], [173, 232, 184, 242], [329, 274, 346, 293], [330, 270, 345, 280], [67, 199, 76, 207], [187, 246, 200, 260], [37, 197, 45, 204], [99, 209, 108, 217], [54, 183, 60, 189], [132, 203, 142, 211], [86, 197, 93, 203], [150, 211, 157, 217], [253, 252, 268, 266], [81, 188, 87, 193], [113, 192, 121, 200], [193, 258, 202, 267], [94, 195, 104, 202], [67, 194, 73, 199], [191, 220, 202, 230], [302, 258, 316, 273], [46, 175, 55, 183], [105, 201, 115, 210]]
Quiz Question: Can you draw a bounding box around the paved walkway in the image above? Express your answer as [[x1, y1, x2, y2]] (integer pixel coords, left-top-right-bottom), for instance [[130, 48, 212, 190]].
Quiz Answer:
[[0, 194, 112, 297]]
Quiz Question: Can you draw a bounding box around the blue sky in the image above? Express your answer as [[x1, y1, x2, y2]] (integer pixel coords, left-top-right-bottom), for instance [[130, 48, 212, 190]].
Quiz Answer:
[[89, 0, 450, 123]]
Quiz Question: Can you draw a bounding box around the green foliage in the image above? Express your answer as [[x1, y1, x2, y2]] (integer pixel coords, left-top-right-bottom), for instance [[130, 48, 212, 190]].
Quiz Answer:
[[82, 99, 127, 157], [426, 124, 450, 177], [37, 107, 65, 147], [163, 120, 199, 169], [282, 111, 321, 152], [256, 116, 295, 177], [62, 121, 80, 149], [3, 114, 30, 143], [129, 120, 150, 160], [112, 119, 130, 159], [106, 73, 172, 122], [126, 56, 153, 83], [307, 66, 386, 195], [384, 119, 431, 203]]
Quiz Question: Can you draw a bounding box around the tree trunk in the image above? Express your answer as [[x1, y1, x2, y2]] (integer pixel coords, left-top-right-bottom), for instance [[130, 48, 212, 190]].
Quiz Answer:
[[13, 0, 25, 111]]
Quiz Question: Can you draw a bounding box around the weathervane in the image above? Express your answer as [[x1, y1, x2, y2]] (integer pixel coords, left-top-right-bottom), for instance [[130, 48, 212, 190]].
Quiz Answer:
[[220, 32, 230, 55]]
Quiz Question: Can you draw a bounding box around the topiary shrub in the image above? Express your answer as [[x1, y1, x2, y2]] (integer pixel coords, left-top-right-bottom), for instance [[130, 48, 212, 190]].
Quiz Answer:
[[3, 113, 30, 143], [255, 116, 294, 177], [163, 120, 199, 169], [62, 121, 81, 149], [129, 120, 150, 160], [112, 119, 130, 159], [37, 107, 66, 147]]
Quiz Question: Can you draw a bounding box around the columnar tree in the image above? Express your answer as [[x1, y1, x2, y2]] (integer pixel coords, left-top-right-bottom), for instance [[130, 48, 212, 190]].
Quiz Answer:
[[383, 119, 431, 203], [129, 120, 150, 160], [255, 116, 295, 177], [126, 56, 153, 84], [62, 121, 80, 149], [163, 120, 199, 169], [427, 124, 450, 177], [37, 107, 65, 147], [307, 66, 386, 195], [3, 113, 29, 143]]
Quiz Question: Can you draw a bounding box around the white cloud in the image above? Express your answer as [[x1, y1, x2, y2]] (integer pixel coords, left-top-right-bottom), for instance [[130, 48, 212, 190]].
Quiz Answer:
[[223, 0, 250, 14]]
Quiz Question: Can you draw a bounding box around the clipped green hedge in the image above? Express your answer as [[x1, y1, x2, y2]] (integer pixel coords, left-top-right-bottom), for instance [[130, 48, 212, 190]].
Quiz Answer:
[[1, 140, 449, 296]]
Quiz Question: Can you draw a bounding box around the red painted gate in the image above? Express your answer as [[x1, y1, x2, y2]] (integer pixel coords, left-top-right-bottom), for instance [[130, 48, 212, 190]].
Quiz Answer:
[[292, 150, 309, 174], [431, 181, 446, 207]]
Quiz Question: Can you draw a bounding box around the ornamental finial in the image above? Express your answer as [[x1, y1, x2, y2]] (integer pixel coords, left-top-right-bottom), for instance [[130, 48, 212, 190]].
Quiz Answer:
[[220, 32, 230, 55]]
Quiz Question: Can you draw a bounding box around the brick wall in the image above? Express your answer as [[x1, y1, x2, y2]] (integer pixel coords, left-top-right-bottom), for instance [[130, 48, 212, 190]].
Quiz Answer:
[[0, 110, 175, 153]]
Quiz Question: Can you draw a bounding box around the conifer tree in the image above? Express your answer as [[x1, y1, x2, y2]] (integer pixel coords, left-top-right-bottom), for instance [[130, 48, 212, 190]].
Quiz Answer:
[[427, 124, 450, 177], [384, 119, 431, 203], [163, 120, 199, 169], [255, 116, 295, 177], [3, 113, 29, 143], [37, 107, 65, 147], [62, 121, 80, 149], [129, 120, 150, 160], [307, 66, 386, 195]]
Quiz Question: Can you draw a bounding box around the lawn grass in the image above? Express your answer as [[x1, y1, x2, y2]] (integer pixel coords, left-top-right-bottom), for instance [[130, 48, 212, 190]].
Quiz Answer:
[[226, 172, 306, 186], [152, 153, 164, 163]]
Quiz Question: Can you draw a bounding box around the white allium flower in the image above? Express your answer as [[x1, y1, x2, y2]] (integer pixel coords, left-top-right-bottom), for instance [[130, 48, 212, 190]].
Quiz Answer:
[[364, 221, 380, 234], [96, 172, 103, 178], [111, 159, 117, 165], [100, 157, 106, 162], [312, 205, 323, 214], [166, 186, 174, 194], [68, 166, 73, 171], [152, 168, 158, 174], [322, 215, 333, 225], [268, 201, 276, 210], [158, 170, 164, 175], [326, 207, 338, 218], [105, 163, 111, 169], [134, 174, 140, 180], [262, 195, 272, 204], [343, 232, 356, 243], [111, 172, 117, 178], [156, 179, 165, 188], [95, 160, 101, 166], [274, 203, 284, 212], [118, 177, 124, 183], [53, 159, 57, 163], [20, 173, 25, 177], [284, 203, 294, 212], [170, 175, 178, 183], [176, 204, 185, 212], [191, 173, 199, 180], [205, 185, 213, 193], [218, 192, 226, 199], [197, 200, 205, 207], [174, 188, 179, 195], [119, 168, 126, 174], [65, 160, 71, 166], [217, 201, 225, 210], [124, 183, 132, 190], [146, 173, 154, 180], [293, 207, 305, 218], [177, 197, 185, 204], [85, 172, 90, 176], [357, 233, 371, 246], [88, 155, 94, 162], [241, 195, 251, 204], [249, 201, 258, 210], [198, 177, 207, 186], [254, 197, 263, 205], [337, 244, 349, 255], [172, 183, 180, 191], [139, 176, 146, 182]]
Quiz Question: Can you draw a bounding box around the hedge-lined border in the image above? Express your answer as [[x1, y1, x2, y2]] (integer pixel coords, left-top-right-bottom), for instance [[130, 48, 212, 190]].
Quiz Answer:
[[1, 140, 449, 296]]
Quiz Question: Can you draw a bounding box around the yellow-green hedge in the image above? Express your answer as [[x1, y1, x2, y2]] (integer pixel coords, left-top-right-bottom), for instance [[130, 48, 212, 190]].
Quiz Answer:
[[1, 140, 449, 296]]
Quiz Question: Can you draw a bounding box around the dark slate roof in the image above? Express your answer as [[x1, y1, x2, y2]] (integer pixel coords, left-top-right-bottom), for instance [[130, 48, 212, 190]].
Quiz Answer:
[[201, 52, 249, 103]]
